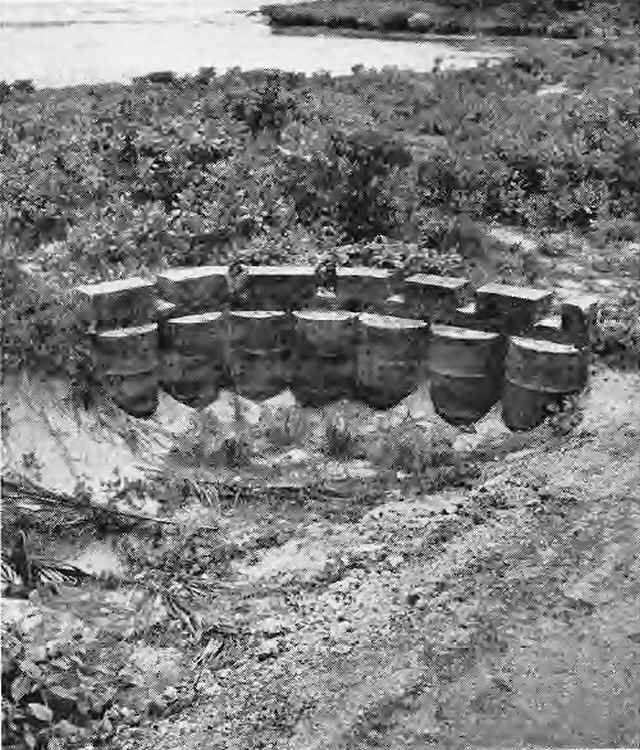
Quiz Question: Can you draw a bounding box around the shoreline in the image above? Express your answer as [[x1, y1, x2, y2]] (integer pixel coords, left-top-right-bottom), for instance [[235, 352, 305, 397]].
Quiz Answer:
[[260, 0, 639, 40]]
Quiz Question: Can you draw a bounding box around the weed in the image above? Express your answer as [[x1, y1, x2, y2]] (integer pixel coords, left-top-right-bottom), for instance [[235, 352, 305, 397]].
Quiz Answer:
[[323, 415, 362, 458], [257, 405, 310, 448]]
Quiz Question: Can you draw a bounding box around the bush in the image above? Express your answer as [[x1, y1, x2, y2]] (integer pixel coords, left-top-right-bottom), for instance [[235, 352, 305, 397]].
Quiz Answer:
[[3, 42, 640, 376]]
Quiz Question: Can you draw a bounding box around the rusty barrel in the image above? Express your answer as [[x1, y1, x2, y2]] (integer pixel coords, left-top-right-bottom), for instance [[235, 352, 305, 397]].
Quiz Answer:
[[502, 336, 588, 431], [355, 314, 429, 409], [428, 325, 505, 426], [92, 323, 159, 417], [160, 312, 228, 408], [290, 311, 358, 406], [227, 311, 292, 401]]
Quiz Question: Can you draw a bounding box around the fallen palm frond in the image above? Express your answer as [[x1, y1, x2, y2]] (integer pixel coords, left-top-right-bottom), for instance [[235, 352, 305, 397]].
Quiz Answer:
[[1, 471, 220, 533]]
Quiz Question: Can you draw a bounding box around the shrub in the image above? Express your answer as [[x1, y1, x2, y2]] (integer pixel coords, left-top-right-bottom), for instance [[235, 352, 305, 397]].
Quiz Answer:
[[323, 416, 362, 459]]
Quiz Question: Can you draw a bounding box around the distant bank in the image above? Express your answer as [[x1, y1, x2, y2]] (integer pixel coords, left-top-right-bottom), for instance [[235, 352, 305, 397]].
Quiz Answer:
[[0, 0, 504, 88], [261, 0, 640, 39]]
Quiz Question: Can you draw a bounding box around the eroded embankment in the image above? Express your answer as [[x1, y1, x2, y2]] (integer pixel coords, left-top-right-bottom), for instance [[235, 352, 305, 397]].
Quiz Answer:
[[136, 368, 639, 750], [5, 368, 635, 750]]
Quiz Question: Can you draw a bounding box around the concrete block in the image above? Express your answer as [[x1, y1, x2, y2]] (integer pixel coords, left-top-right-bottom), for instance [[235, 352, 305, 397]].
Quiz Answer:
[[403, 274, 472, 323], [533, 315, 566, 344], [156, 266, 231, 316], [560, 294, 600, 347], [235, 265, 317, 311], [476, 282, 553, 335], [335, 267, 394, 312], [75, 277, 156, 331]]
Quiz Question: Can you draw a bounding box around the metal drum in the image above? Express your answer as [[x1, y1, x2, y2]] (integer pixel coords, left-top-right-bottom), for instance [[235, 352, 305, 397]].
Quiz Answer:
[[356, 314, 429, 409], [92, 323, 159, 417], [428, 325, 505, 426], [227, 311, 292, 401], [160, 312, 228, 408], [290, 311, 358, 406], [502, 336, 588, 431]]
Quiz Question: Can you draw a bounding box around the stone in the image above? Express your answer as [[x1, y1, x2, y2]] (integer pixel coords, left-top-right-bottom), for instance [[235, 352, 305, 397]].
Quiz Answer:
[[260, 617, 290, 637], [256, 638, 280, 661], [407, 12, 434, 32]]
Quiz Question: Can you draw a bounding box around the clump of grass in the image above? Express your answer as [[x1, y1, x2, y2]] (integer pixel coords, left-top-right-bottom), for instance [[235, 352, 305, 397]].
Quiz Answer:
[[545, 394, 585, 437], [323, 415, 362, 459], [593, 292, 640, 370], [370, 419, 456, 474], [170, 412, 253, 468], [217, 435, 252, 468], [367, 417, 480, 488], [257, 405, 310, 448]]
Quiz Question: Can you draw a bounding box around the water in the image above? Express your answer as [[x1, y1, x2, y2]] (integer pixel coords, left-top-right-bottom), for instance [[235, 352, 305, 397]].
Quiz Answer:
[[0, 0, 504, 88]]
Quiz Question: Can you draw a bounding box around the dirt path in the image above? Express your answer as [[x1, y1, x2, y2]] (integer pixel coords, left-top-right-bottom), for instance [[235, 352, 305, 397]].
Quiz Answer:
[[108, 369, 640, 750]]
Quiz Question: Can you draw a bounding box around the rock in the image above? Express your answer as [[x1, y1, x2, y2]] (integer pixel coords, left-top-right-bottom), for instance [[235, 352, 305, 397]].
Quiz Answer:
[[406, 590, 422, 606], [329, 621, 352, 639], [148, 697, 168, 717], [54, 719, 81, 738], [407, 12, 434, 32], [331, 643, 352, 655], [256, 638, 280, 661], [260, 617, 290, 637], [162, 686, 178, 702]]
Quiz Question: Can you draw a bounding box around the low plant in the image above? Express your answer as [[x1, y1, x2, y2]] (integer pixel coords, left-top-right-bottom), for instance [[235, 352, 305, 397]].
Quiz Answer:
[[256, 405, 310, 448], [323, 415, 362, 459], [592, 294, 640, 370], [1, 620, 127, 750]]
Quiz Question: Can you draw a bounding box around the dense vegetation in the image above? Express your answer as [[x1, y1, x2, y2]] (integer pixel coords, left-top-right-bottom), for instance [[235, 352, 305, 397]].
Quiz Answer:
[[261, 0, 640, 37], [1, 36, 639, 377]]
